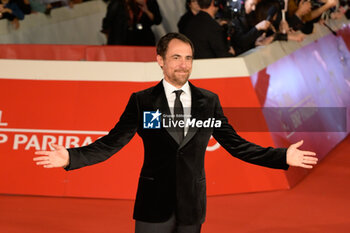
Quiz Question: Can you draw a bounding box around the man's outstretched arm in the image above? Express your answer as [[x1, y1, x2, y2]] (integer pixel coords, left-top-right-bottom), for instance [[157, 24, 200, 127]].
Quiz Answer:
[[33, 93, 139, 170], [212, 95, 318, 169]]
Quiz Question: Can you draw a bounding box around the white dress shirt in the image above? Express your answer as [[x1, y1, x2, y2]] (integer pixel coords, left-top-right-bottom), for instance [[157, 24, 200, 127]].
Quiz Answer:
[[163, 79, 192, 136]]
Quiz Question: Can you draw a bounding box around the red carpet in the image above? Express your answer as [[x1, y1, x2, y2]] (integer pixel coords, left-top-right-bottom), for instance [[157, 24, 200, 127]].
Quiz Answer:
[[1, 136, 349, 233]]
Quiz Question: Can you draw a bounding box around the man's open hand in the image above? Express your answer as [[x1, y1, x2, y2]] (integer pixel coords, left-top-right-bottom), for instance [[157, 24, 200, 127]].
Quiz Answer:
[[33, 144, 69, 168], [287, 140, 318, 169]]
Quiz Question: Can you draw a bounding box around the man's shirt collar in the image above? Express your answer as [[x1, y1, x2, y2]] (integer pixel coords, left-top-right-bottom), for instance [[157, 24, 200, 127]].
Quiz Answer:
[[163, 78, 190, 97]]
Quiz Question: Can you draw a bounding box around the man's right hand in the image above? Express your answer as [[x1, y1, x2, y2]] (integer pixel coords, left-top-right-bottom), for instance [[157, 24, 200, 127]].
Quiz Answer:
[[255, 20, 271, 31], [34, 144, 69, 168]]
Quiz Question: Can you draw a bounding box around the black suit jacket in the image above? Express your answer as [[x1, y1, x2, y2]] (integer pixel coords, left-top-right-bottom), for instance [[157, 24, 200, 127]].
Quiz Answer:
[[65, 81, 288, 225], [182, 11, 234, 59]]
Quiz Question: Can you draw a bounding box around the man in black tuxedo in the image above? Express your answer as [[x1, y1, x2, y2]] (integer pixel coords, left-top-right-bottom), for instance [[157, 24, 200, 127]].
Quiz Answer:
[[182, 0, 235, 59], [34, 33, 318, 233]]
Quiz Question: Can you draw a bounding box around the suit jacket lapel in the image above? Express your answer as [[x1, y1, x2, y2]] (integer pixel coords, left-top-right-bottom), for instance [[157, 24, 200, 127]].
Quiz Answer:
[[179, 82, 206, 149], [151, 81, 180, 145]]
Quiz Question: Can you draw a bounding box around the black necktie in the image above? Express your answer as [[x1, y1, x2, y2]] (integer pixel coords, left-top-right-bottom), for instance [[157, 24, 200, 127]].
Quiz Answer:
[[174, 90, 184, 143]]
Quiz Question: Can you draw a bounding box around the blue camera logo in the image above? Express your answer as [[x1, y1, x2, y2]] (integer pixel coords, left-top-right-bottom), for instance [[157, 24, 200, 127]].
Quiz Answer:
[[143, 110, 162, 129]]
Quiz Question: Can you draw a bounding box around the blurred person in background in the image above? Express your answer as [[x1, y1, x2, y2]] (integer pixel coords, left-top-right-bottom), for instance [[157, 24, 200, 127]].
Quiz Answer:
[[13, 0, 31, 15], [253, 0, 305, 47], [230, 0, 272, 55], [101, 0, 162, 45], [286, 0, 312, 31], [42, 0, 73, 13], [29, 0, 87, 15], [0, 0, 24, 29], [28, 0, 51, 14], [182, 0, 235, 59], [287, 0, 338, 34], [343, 0, 350, 18], [178, 0, 201, 34], [29, 0, 77, 15], [320, 0, 349, 20]]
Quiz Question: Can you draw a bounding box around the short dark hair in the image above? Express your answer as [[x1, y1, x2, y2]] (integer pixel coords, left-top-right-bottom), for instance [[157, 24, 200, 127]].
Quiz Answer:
[[156, 33, 194, 58], [186, 0, 191, 11], [197, 0, 212, 9]]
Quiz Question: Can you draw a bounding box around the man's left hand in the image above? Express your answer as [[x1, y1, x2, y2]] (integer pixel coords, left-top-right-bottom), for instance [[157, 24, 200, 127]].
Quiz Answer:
[[287, 140, 318, 169]]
